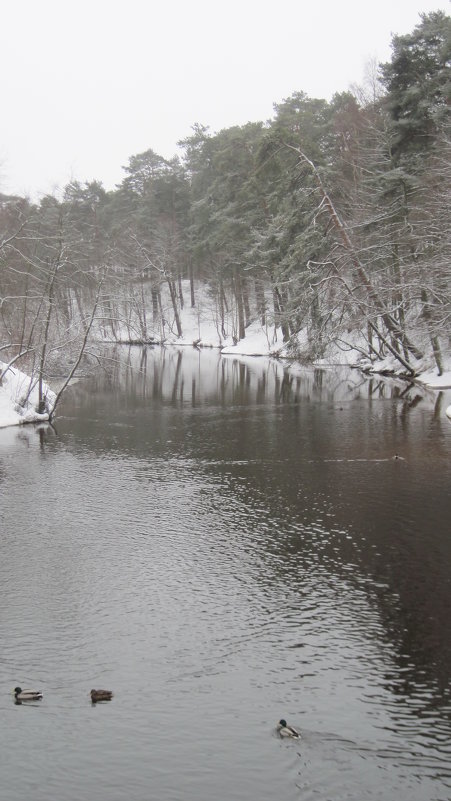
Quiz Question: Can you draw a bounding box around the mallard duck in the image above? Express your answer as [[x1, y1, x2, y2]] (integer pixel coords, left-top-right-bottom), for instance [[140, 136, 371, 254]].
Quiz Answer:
[[13, 686, 42, 701], [277, 719, 301, 738], [90, 689, 113, 702]]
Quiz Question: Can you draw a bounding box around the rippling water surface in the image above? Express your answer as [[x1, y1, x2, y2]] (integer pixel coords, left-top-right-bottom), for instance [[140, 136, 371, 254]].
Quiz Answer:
[[1, 348, 451, 801]]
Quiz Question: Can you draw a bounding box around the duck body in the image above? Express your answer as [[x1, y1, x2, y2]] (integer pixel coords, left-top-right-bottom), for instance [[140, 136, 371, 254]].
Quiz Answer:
[[91, 689, 113, 702], [14, 687, 42, 701], [277, 719, 301, 738]]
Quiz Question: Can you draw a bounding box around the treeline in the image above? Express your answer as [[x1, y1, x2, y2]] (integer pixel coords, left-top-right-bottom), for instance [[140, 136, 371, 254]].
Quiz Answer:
[[1, 11, 450, 412]]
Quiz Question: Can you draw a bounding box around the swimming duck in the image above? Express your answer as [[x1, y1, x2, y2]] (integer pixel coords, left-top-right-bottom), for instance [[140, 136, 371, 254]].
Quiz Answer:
[[91, 689, 113, 702], [277, 719, 301, 738], [13, 687, 43, 701]]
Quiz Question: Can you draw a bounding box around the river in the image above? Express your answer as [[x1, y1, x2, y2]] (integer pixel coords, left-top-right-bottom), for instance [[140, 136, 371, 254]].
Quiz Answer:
[[1, 347, 451, 801]]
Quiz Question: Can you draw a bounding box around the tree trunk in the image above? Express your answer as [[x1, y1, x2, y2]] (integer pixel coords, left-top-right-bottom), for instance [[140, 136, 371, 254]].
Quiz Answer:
[[38, 261, 58, 413], [233, 269, 246, 341], [178, 274, 184, 310], [167, 277, 183, 337], [255, 279, 266, 326], [189, 262, 195, 307], [242, 277, 251, 327], [140, 279, 148, 340], [273, 283, 290, 343], [151, 287, 160, 320], [421, 288, 444, 375], [218, 278, 227, 338]]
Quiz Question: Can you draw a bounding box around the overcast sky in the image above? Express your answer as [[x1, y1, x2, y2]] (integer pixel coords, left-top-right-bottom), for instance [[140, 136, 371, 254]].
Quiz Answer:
[[1, 0, 448, 198]]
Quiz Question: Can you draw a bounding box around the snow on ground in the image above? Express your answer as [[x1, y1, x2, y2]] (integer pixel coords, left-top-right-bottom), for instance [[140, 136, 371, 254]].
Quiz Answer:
[[0, 362, 56, 429], [221, 325, 451, 392], [154, 284, 451, 391], [415, 369, 451, 390], [162, 299, 234, 349], [221, 322, 284, 356], [99, 279, 451, 390]]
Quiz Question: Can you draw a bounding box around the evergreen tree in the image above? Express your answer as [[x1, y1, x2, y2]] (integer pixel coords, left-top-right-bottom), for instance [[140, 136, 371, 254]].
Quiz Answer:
[[380, 11, 451, 158]]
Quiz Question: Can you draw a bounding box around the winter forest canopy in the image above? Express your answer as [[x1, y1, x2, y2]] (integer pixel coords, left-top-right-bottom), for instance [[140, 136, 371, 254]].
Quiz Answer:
[[1, 11, 450, 416]]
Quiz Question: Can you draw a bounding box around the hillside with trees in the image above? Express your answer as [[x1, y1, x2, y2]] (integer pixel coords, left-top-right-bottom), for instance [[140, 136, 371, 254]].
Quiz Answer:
[[1, 11, 450, 415]]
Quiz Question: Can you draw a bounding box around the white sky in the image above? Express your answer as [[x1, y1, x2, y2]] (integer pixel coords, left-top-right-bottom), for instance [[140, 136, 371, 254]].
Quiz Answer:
[[0, 0, 448, 198]]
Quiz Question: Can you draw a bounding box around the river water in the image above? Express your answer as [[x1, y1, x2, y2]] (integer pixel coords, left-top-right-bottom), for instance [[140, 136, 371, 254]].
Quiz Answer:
[[1, 347, 451, 801]]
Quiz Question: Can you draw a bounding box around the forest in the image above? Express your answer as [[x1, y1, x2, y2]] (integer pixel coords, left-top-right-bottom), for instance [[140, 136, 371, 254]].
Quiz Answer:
[[0, 11, 450, 417]]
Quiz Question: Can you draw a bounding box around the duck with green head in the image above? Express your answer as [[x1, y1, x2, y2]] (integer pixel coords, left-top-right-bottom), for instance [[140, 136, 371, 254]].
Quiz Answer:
[[277, 719, 300, 738], [13, 687, 42, 702]]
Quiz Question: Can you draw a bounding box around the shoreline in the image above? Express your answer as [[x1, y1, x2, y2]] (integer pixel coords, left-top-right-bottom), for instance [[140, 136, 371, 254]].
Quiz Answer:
[[2, 340, 451, 431]]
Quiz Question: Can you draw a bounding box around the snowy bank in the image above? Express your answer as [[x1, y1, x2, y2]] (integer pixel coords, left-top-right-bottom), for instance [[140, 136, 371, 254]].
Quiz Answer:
[[3, 277, 451, 429], [98, 278, 451, 393], [218, 325, 451, 393], [0, 362, 56, 429], [414, 369, 451, 390]]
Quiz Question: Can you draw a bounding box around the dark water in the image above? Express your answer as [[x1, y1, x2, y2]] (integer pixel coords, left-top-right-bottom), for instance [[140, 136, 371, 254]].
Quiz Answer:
[[1, 347, 451, 801]]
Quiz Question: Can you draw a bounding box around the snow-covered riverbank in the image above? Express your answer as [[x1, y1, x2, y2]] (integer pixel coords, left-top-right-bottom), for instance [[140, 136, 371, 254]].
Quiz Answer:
[[0, 363, 56, 428], [101, 285, 451, 389], [2, 297, 451, 429]]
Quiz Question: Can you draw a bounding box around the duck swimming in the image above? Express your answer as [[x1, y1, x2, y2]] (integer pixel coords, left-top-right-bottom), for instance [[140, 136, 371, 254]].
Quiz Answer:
[[91, 689, 113, 702], [13, 687, 42, 701], [277, 719, 301, 738]]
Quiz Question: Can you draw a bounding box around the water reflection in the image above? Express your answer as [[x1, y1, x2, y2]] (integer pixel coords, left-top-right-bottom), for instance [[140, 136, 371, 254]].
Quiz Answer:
[[59, 345, 442, 410], [1, 346, 451, 801]]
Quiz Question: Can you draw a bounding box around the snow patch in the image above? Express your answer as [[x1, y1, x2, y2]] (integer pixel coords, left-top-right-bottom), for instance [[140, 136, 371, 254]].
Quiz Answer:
[[0, 363, 56, 429]]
